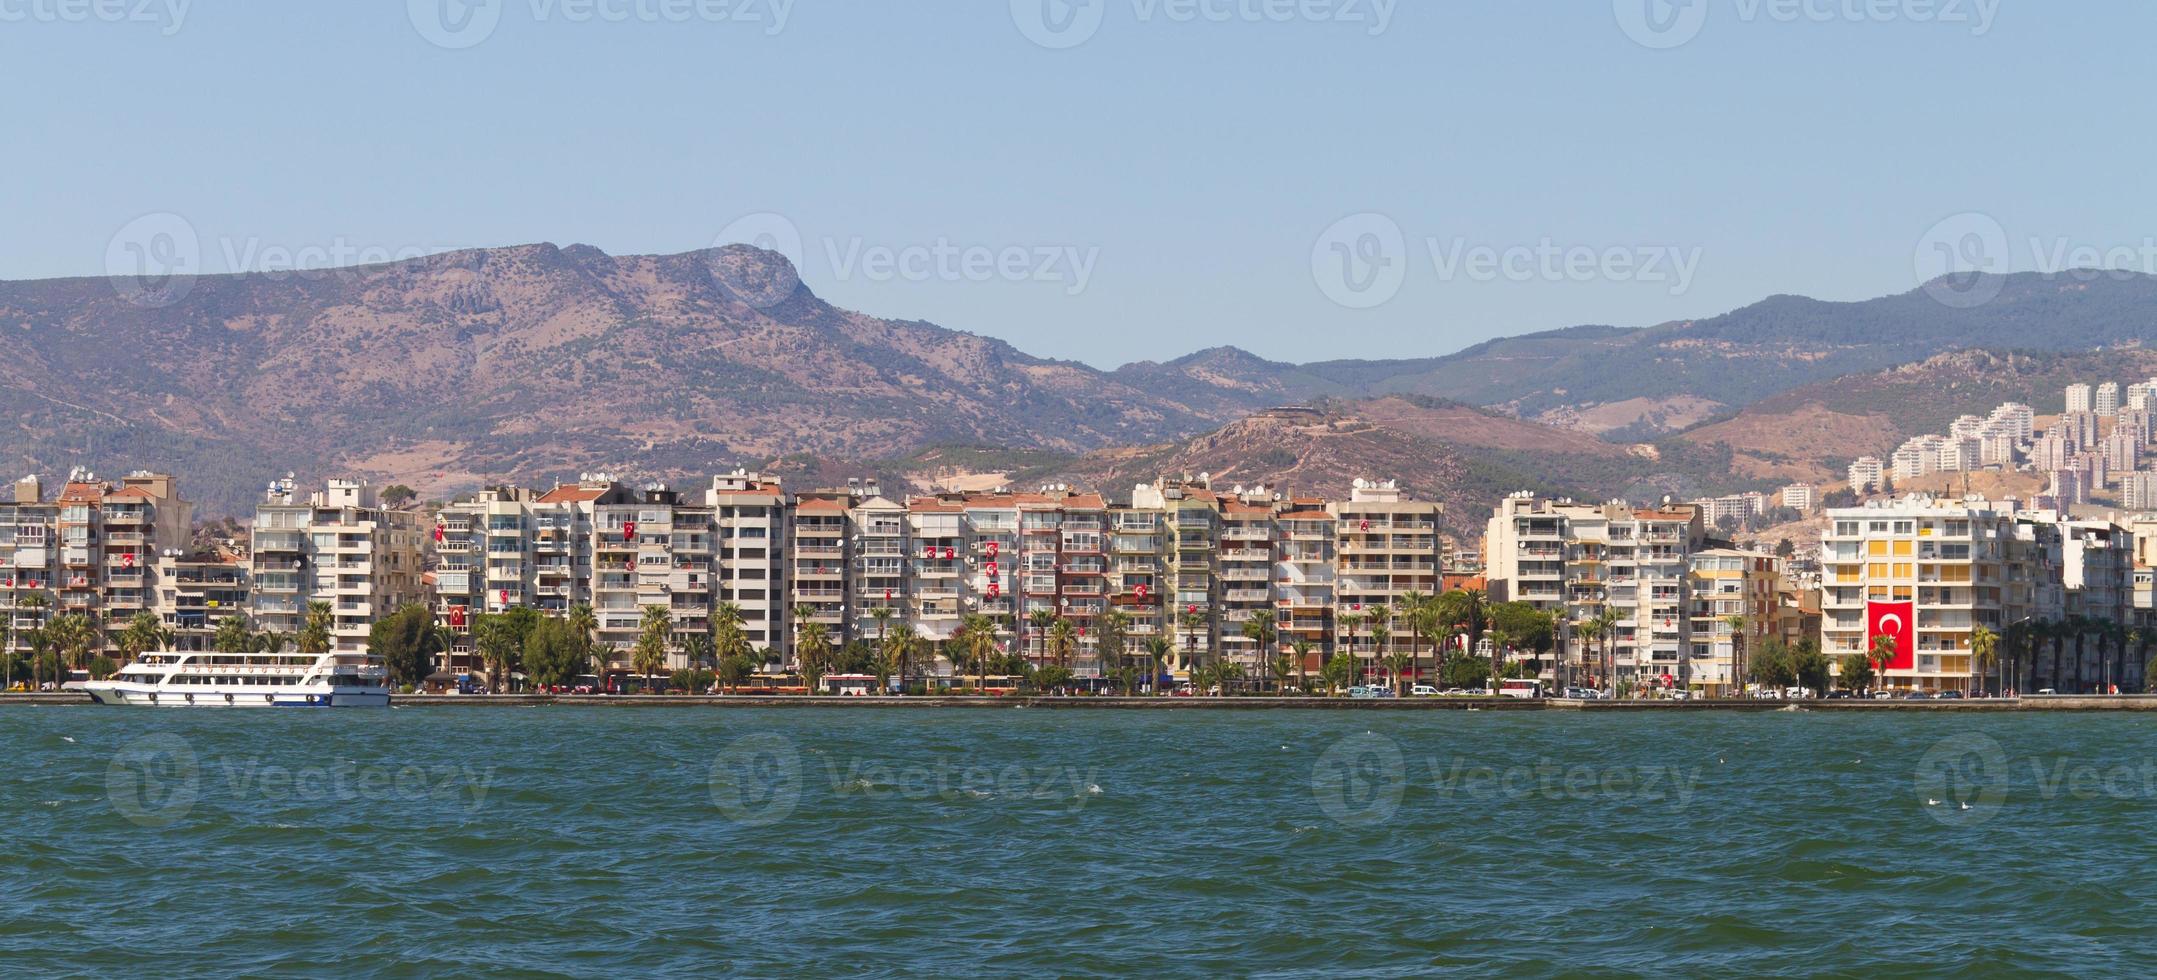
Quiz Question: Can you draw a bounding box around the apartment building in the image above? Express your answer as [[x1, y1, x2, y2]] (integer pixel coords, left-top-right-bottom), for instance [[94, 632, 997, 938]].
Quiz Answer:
[[2096, 381, 2121, 417], [1276, 500, 1337, 673], [153, 549, 249, 651], [1332, 479, 1444, 671], [2067, 383, 2094, 414], [1780, 484, 1816, 514], [1848, 456, 1886, 494], [1819, 495, 2015, 694], [2126, 471, 2157, 513], [1484, 494, 1705, 689], [1686, 549, 1779, 697], [847, 484, 908, 642], [0, 469, 194, 662], [250, 478, 425, 653]]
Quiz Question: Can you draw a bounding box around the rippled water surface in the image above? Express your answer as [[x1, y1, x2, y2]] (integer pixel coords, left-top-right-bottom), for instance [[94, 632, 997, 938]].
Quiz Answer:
[[7, 706, 2157, 976]]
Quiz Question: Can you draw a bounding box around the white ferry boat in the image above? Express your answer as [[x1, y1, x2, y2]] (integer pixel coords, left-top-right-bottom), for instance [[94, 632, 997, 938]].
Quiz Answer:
[[82, 650, 391, 707]]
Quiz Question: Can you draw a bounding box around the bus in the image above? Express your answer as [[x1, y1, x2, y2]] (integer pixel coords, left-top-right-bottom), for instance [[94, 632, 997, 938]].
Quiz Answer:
[[1499, 678, 1546, 699]]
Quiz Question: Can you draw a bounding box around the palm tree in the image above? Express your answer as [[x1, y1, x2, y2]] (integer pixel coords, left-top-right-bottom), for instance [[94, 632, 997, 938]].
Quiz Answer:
[[46, 613, 97, 674], [1383, 650, 1414, 696], [1179, 608, 1207, 685], [795, 621, 832, 693], [677, 633, 713, 690], [1724, 615, 1749, 698], [633, 605, 672, 691], [1970, 625, 1999, 697], [1143, 636, 1173, 695], [957, 613, 1000, 693], [1867, 633, 1897, 696], [1098, 610, 1132, 692], [1337, 611, 1364, 683], [473, 615, 521, 695], [1575, 615, 1604, 696], [1029, 608, 1057, 666], [1047, 617, 1077, 672], [879, 623, 917, 695], [1267, 649, 1295, 696], [1240, 608, 1277, 695], [1291, 638, 1315, 695], [1367, 622, 1390, 689], [1398, 591, 1441, 690], [566, 603, 598, 651], [296, 600, 334, 655], [117, 610, 165, 664]]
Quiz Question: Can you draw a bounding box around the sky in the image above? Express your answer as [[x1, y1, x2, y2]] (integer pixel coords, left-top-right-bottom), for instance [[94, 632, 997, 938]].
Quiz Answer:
[[4, 1, 2152, 367]]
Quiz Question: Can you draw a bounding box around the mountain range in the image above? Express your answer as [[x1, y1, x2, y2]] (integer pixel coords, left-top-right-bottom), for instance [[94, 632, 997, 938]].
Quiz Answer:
[[2, 243, 2149, 518]]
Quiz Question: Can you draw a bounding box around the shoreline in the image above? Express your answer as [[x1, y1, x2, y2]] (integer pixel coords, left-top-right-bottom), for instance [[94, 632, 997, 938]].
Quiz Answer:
[[11, 693, 2157, 710]]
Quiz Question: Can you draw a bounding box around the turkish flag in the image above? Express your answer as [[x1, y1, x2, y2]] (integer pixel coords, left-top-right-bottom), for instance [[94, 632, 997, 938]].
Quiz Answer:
[[449, 605, 467, 627], [1867, 600, 1915, 671]]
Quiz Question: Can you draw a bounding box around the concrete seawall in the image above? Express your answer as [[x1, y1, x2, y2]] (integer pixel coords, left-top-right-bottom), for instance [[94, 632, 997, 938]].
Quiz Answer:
[[14, 693, 2157, 710]]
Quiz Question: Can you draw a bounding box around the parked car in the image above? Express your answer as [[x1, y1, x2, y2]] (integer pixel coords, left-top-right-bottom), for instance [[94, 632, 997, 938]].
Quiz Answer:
[[1935, 690, 1964, 699], [1409, 684, 1438, 697], [1825, 690, 1853, 699], [1871, 690, 1894, 699], [1904, 691, 1932, 700]]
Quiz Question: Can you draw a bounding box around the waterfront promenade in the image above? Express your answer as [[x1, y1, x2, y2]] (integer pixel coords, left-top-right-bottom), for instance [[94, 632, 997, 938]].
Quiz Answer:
[[14, 693, 2157, 710]]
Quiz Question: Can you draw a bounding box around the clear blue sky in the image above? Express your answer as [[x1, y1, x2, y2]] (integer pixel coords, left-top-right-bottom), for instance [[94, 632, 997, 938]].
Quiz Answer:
[[4, 1, 2150, 367]]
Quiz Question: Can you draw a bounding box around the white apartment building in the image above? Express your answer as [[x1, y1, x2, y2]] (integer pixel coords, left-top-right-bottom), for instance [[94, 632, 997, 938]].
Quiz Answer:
[[2126, 471, 2157, 513], [1820, 495, 2014, 694], [2096, 381, 2121, 416], [1486, 494, 1706, 690], [1780, 484, 1816, 514], [251, 478, 425, 653], [1848, 456, 1886, 494], [2067, 383, 2094, 414]]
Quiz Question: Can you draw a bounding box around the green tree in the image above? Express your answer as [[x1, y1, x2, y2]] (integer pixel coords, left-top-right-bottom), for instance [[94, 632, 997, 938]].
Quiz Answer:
[[380, 484, 418, 508], [296, 600, 334, 655], [1791, 640, 1832, 697], [523, 617, 582, 689], [1239, 608, 1278, 695], [46, 613, 97, 673], [1321, 649, 1357, 695], [1289, 639, 1315, 694], [474, 614, 522, 694], [632, 605, 672, 688], [1143, 636, 1174, 695], [87, 655, 118, 681], [1970, 625, 1999, 697], [1868, 633, 1899, 696], [368, 605, 446, 690], [117, 610, 167, 663], [1382, 650, 1414, 696], [1097, 610, 1132, 690], [1838, 653, 1874, 693], [1046, 617, 1077, 671], [795, 620, 832, 693]]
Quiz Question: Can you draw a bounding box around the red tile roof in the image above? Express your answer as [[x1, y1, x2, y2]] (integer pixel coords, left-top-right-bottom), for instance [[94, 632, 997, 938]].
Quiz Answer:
[[538, 485, 609, 504]]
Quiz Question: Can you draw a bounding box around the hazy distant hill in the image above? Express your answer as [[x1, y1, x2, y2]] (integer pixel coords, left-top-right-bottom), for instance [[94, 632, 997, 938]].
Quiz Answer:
[[1121, 272, 2157, 434]]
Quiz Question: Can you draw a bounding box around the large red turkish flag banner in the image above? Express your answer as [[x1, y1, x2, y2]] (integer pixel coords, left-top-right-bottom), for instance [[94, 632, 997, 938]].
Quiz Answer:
[[1867, 600, 1916, 671]]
